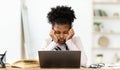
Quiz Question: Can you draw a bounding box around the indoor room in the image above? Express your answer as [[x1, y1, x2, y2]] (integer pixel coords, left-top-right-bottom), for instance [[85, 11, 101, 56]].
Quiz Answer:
[[0, 0, 120, 70]]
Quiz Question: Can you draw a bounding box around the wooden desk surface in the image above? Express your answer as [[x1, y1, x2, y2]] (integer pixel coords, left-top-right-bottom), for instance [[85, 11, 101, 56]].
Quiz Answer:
[[0, 67, 120, 70], [1, 63, 120, 70]]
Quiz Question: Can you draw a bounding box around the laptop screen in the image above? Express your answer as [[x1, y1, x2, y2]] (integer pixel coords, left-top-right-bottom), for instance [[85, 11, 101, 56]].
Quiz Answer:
[[38, 51, 81, 68]]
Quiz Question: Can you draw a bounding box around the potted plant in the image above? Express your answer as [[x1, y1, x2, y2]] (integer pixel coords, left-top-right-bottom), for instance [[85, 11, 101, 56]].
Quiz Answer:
[[94, 22, 102, 32]]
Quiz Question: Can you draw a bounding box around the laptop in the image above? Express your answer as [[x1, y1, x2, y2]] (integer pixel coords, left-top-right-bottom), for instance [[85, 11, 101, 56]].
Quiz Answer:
[[38, 51, 81, 68]]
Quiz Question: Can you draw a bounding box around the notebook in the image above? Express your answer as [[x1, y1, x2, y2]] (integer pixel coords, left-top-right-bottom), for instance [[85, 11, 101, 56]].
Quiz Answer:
[[38, 51, 81, 68]]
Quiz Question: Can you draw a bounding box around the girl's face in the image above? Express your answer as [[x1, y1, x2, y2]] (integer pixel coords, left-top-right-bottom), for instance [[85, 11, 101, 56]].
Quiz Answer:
[[53, 23, 71, 44]]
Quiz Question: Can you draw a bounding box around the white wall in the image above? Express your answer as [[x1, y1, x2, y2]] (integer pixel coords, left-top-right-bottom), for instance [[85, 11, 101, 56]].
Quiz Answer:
[[0, 0, 21, 63], [26, 0, 92, 65]]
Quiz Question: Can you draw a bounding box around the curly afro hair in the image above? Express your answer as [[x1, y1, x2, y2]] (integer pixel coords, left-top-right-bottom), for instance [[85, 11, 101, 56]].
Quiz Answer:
[[47, 6, 76, 26]]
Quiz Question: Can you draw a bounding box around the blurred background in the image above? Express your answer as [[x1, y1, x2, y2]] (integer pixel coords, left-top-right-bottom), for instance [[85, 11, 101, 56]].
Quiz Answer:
[[0, 0, 120, 66]]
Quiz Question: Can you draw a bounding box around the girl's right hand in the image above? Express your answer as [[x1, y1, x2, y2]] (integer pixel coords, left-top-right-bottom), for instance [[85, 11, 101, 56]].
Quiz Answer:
[[49, 29, 58, 43]]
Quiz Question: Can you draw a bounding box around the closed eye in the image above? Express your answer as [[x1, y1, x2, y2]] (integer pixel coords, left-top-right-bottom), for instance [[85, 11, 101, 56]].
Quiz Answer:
[[55, 31, 61, 34], [63, 31, 68, 34]]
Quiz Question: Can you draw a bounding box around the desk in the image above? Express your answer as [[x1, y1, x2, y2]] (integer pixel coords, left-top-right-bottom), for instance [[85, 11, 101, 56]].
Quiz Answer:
[[1, 63, 120, 70], [0, 67, 120, 70]]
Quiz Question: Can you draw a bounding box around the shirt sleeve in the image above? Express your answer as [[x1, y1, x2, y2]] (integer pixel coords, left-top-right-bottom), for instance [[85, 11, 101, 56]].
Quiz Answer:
[[66, 36, 87, 67], [66, 39, 79, 50], [39, 38, 57, 51]]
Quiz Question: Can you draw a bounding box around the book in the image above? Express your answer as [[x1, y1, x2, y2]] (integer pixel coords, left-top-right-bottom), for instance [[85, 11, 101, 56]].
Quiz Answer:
[[94, 9, 107, 16]]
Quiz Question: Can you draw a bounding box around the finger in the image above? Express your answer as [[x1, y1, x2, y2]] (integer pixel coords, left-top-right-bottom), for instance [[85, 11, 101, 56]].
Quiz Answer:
[[50, 29, 55, 35], [69, 29, 74, 34]]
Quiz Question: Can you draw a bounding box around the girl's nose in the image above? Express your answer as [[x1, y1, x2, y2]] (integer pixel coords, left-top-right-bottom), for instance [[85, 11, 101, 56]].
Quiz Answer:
[[60, 34, 64, 38]]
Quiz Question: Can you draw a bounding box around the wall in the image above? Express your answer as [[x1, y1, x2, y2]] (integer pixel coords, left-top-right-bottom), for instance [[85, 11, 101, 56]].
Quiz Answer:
[[0, 0, 21, 63], [26, 0, 92, 65]]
